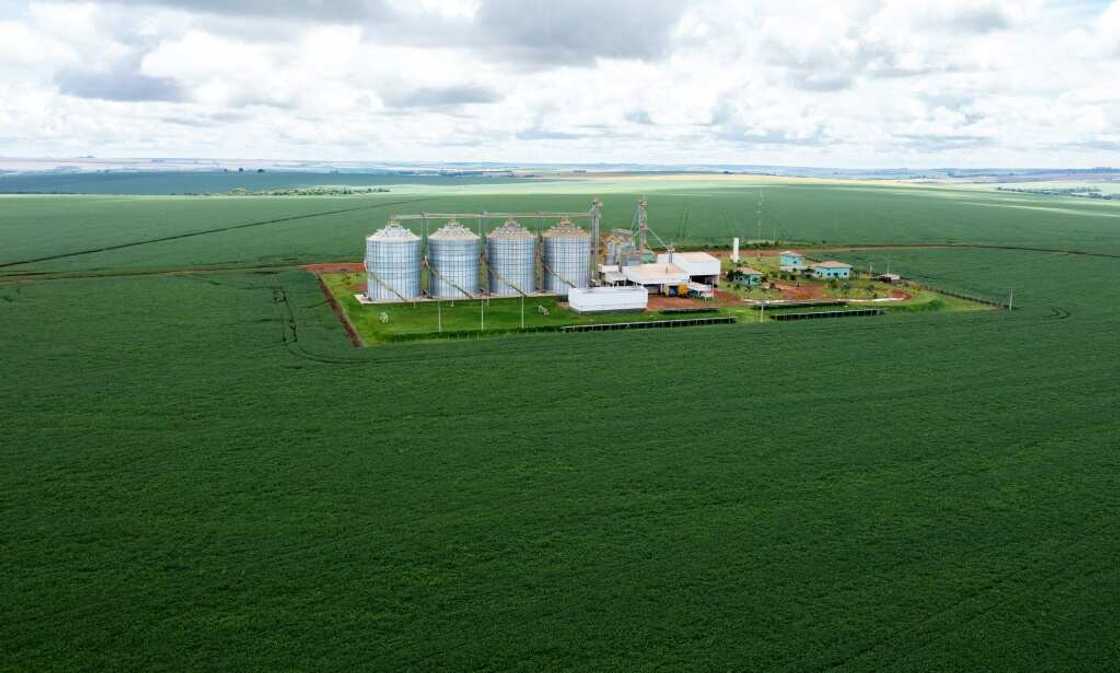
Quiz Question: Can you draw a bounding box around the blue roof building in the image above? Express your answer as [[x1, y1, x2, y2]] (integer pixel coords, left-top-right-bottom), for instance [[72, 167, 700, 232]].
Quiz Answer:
[[735, 267, 764, 286], [779, 250, 805, 272], [811, 261, 852, 279]]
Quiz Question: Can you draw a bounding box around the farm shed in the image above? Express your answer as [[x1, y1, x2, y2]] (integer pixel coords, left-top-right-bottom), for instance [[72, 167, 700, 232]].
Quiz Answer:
[[568, 286, 648, 313], [877, 273, 901, 283], [779, 251, 806, 272], [811, 261, 852, 279], [623, 263, 690, 293], [656, 252, 720, 284]]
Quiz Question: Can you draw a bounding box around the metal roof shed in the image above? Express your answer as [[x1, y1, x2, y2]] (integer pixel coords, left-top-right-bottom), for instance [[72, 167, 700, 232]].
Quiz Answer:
[[623, 263, 690, 286], [656, 252, 720, 278]]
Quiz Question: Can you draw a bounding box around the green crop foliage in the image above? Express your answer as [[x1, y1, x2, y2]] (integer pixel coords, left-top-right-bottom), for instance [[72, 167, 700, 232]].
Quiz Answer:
[[2, 176, 1119, 673]]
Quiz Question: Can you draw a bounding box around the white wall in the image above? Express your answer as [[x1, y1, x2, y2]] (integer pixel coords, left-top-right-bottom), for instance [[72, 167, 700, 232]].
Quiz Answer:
[[568, 287, 649, 312]]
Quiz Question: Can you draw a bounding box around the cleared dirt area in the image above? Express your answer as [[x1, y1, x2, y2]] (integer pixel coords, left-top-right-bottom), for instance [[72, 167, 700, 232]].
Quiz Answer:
[[646, 294, 712, 310], [772, 282, 825, 300], [305, 263, 366, 294], [710, 249, 782, 258], [304, 262, 364, 274]]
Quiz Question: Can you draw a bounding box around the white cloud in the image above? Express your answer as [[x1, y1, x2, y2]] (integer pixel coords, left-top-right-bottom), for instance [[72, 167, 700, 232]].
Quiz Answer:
[[1, 0, 1119, 167]]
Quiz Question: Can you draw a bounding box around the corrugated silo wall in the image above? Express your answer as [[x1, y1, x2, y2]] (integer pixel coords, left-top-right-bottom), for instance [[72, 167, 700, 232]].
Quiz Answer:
[[487, 236, 536, 295], [428, 237, 481, 299], [365, 236, 422, 300], [542, 235, 591, 295]]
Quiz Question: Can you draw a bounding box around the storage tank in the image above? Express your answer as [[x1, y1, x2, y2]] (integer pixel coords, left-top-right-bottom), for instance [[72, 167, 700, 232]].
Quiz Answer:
[[428, 220, 481, 299], [486, 219, 536, 296], [542, 218, 591, 295], [364, 222, 422, 301]]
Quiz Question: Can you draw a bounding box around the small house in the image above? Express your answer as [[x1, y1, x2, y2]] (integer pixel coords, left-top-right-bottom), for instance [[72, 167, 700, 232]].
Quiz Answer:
[[811, 261, 852, 279], [734, 267, 764, 287], [779, 251, 805, 272]]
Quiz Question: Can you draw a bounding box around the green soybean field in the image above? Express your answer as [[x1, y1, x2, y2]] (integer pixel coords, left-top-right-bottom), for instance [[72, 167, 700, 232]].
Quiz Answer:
[[2, 175, 1119, 672]]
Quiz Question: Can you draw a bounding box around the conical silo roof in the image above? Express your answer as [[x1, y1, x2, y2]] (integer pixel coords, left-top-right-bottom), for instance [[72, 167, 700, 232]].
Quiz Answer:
[[543, 218, 589, 238], [429, 220, 480, 240], [369, 222, 420, 241], [488, 219, 535, 239]]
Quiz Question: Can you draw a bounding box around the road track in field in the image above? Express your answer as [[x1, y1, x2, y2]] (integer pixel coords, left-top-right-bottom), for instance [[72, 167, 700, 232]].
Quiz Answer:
[[0, 197, 431, 271]]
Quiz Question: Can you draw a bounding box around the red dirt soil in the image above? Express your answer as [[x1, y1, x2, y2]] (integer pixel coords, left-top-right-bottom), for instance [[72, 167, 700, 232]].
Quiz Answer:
[[305, 263, 367, 293], [304, 262, 364, 273], [710, 249, 783, 258], [713, 289, 744, 306], [646, 294, 711, 311]]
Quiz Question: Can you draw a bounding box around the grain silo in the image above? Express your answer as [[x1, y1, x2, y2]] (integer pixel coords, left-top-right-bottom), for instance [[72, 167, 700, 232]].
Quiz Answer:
[[364, 222, 422, 301], [605, 230, 639, 267], [486, 219, 536, 296], [542, 218, 591, 295], [428, 220, 481, 299]]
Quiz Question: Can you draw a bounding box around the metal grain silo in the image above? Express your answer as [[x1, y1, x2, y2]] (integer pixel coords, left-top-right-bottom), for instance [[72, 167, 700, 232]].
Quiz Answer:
[[486, 219, 536, 296], [428, 220, 481, 299], [542, 218, 591, 295], [364, 222, 422, 301], [605, 230, 638, 267]]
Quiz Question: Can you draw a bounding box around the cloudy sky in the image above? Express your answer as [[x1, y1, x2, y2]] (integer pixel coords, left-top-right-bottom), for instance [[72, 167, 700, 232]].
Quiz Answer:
[[1, 0, 1118, 167]]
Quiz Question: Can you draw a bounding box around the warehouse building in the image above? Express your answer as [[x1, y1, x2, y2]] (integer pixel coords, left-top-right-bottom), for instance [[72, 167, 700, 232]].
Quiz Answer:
[[623, 263, 690, 295], [811, 261, 853, 279], [656, 251, 721, 285]]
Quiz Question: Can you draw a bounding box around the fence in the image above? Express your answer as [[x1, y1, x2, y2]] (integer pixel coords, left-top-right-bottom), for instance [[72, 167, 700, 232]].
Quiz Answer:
[[906, 281, 1012, 309], [562, 316, 735, 332], [770, 309, 884, 321]]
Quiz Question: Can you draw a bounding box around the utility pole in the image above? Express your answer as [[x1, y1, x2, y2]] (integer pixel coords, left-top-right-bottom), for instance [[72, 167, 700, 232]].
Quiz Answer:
[[437, 300, 442, 333], [480, 297, 486, 331], [1008, 288, 1014, 311]]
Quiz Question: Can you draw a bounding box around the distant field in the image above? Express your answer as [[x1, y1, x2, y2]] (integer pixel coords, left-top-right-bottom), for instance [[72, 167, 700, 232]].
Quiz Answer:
[[0, 170, 528, 194], [3, 176, 1119, 277], [2, 174, 1119, 672], [976, 180, 1120, 195]]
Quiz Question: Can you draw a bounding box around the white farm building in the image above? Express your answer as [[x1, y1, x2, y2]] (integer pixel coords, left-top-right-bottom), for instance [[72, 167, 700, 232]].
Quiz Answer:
[[568, 286, 649, 313], [656, 252, 721, 284]]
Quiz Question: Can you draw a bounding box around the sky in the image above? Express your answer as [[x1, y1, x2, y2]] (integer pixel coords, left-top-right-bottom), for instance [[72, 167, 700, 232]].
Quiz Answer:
[[0, 0, 1118, 168]]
